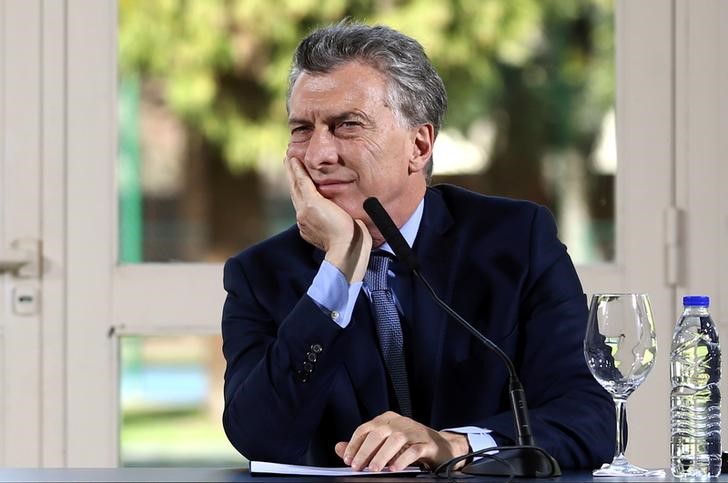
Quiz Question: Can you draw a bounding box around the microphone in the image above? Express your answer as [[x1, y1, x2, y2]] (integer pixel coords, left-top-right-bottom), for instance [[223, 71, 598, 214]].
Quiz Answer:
[[362, 197, 561, 478]]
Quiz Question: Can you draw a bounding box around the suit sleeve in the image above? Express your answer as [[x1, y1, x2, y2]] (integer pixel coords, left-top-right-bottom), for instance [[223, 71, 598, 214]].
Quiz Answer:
[[221, 256, 346, 463], [477, 206, 616, 469]]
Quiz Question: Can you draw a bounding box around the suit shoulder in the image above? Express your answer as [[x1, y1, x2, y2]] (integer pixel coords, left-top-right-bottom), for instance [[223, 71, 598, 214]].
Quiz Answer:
[[227, 225, 312, 269], [430, 183, 547, 223]]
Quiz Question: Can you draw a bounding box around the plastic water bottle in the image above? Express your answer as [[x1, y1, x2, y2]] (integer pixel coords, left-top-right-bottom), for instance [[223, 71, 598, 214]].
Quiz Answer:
[[670, 295, 721, 477]]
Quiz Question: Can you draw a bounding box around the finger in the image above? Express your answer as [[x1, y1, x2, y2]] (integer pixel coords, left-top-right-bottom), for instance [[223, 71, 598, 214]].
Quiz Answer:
[[284, 157, 301, 212], [287, 156, 319, 198], [352, 219, 373, 280], [366, 432, 408, 472], [341, 419, 371, 465], [388, 443, 427, 472], [354, 219, 372, 248], [349, 430, 388, 471], [343, 412, 398, 467], [284, 156, 310, 205], [334, 442, 347, 460]]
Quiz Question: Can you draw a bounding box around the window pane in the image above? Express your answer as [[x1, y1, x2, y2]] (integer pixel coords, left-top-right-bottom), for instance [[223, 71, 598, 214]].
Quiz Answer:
[[119, 335, 243, 467], [118, 0, 614, 264]]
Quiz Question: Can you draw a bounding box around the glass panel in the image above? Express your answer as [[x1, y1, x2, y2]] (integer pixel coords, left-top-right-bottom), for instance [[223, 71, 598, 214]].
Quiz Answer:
[[119, 335, 243, 467], [118, 0, 614, 264]]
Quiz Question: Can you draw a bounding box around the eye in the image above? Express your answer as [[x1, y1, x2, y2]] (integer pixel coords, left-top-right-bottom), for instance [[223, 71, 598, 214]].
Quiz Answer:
[[291, 125, 310, 134], [334, 121, 362, 135], [290, 125, 312, 142]]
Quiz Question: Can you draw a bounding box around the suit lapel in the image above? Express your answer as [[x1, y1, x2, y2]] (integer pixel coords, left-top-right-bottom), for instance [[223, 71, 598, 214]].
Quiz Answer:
[[409, 188, 468, 425]]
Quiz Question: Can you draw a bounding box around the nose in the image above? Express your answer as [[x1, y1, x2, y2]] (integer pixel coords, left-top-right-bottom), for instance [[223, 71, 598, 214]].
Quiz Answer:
[[303, 127, 338, 170]]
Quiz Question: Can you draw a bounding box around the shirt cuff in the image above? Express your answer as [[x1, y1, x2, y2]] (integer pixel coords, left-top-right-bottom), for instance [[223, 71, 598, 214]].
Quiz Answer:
[[306, 260, 362, 328], [442, 426, 497, 453]]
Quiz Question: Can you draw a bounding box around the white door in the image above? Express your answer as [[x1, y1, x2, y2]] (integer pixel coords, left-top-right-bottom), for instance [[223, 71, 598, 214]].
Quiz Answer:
[[673, 0, 728, 426], [0, 0, 43, 466], [0, 0, 66, 467], [578, 1, 675, 467]]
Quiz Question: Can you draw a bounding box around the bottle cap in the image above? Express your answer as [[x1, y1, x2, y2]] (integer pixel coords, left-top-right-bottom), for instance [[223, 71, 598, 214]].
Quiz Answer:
[[683, 295, 710, 307]]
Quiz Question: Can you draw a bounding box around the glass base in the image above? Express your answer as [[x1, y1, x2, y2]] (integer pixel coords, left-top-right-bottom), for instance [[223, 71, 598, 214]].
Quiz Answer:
[[593, 456, 666, 477]]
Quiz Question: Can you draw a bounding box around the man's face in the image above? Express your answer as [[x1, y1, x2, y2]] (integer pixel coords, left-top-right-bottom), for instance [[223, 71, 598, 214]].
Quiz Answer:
[[286, 61, 428, 225]]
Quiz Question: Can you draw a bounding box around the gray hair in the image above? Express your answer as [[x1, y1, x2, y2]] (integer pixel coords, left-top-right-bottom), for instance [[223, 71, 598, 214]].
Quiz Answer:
[[287, 21, 447, 182]]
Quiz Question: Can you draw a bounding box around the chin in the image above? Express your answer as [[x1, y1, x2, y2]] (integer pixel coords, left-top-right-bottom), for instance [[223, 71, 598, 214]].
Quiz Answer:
[[316, 185, 370, 222], [335, 199, 367, 222]]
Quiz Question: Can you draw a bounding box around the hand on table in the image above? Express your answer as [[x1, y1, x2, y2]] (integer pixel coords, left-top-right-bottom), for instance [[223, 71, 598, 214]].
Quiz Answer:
[[334, 411, 470, 472]]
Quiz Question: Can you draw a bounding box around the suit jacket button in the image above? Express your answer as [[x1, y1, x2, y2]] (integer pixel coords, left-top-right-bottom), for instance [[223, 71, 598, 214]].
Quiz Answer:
[[306, 352, 317, 363], [311, 343, 323, 353], [303, 362, 314, 374]]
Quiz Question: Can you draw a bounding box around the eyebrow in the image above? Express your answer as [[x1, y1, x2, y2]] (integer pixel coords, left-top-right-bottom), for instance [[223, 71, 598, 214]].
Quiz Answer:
[[288, 110, 372, 127], [330, 111, 371, 125], [287, 117, 310, 127]]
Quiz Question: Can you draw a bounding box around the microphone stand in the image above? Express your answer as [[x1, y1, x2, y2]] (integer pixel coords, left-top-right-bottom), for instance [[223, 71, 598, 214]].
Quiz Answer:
[[414, 271, 561, 477], [363, 197, 561, 477]]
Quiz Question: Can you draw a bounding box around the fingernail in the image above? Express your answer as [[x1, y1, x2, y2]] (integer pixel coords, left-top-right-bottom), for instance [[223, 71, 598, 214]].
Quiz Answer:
[[369, 464, 379, 472], [344, 455, 351, 465]]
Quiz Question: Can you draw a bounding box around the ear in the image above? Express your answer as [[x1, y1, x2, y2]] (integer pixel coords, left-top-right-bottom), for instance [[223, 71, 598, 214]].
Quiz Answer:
[[408, 124, 434, 174]]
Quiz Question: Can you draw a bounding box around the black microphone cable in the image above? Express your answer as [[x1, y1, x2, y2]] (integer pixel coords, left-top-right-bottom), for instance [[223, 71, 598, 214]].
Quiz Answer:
[[433, 445, 560, 483], [363, 196, 561, 478]]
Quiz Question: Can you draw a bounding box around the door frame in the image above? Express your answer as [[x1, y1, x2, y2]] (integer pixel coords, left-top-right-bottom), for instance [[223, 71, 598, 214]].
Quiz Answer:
[[0, 0, 65, 467], [673, 0, 728, 424]]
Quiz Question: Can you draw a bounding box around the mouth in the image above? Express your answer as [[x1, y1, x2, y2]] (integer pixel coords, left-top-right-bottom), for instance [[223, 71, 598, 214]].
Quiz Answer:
[[314, 179, 354, 197]]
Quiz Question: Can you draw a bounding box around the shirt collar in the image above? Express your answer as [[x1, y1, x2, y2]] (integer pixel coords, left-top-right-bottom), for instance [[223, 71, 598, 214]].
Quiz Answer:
[[377, 198, 424, 256]]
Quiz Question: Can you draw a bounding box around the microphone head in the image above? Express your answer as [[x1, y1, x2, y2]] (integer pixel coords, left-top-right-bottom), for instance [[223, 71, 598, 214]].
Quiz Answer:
[[363, 197, 420, 271]]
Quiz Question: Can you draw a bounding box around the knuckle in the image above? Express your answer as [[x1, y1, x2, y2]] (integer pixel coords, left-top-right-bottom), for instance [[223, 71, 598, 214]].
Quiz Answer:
[[390, 431, 406, 445], [298, 204, 315, 220], [373, 427, 389, 439], [412, 444, 427, 457]]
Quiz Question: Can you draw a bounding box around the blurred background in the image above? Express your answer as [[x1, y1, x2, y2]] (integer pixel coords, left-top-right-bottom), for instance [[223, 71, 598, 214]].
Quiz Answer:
[[116, 0, 615, 468]]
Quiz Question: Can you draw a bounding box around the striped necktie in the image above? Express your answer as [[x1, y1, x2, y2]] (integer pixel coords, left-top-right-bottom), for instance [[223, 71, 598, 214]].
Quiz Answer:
[[364, 253, 412, 417]]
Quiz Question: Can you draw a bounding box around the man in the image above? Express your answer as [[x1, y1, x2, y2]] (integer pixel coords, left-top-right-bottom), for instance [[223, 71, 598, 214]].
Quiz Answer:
[[222, 22, 614, 472]]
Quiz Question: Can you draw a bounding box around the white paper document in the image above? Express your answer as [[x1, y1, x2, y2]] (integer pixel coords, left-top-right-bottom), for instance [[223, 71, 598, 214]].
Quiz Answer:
[[250, 460, 423, 476]]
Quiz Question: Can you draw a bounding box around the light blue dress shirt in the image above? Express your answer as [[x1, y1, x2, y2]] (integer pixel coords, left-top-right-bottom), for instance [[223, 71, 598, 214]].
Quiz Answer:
[[305, 198, 496, 454]]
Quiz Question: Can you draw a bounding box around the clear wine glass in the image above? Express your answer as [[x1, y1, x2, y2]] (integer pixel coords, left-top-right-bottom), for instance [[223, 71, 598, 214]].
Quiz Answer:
[[584, 293, 665, 477]]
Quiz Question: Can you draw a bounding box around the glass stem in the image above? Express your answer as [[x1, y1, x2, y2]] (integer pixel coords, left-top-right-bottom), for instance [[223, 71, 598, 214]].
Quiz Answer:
[[613, 397, 627, 460]]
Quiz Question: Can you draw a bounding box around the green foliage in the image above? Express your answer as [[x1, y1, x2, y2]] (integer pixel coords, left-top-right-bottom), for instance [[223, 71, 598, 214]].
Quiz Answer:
[[119, 0, 613, 173]]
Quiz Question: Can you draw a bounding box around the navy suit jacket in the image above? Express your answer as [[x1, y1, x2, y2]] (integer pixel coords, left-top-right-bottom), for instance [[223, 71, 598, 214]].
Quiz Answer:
[[222, 184, 615, 469]]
